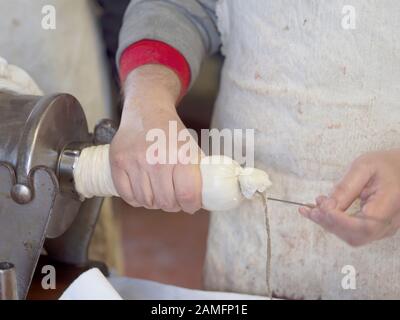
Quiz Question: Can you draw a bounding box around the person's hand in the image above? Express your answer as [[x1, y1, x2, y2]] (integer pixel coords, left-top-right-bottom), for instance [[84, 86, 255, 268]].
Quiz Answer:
[[110, 65, 202, 213], [299, 150, 400, 246]]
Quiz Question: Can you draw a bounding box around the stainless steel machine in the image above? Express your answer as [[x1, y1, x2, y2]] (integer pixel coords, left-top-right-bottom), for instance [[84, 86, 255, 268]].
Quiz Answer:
[[0, 91, 117, 299]]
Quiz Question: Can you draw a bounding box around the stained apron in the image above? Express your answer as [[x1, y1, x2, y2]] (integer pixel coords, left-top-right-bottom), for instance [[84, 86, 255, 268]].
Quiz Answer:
[[204, 0, 400, 299]]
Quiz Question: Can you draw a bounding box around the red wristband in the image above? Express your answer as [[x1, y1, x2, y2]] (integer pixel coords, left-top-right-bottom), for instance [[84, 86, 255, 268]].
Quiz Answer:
[[119, 39, 191, 98]]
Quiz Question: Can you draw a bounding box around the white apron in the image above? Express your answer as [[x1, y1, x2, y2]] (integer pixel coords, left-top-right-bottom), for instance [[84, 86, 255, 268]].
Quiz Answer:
[[205, 0, 400, 299]]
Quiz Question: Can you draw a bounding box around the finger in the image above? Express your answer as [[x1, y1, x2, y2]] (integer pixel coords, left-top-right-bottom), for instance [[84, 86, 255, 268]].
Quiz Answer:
[[299, 206, 312, 216], [360, 185, 378, 200], [112, 167, 140, 207], [177, 133, 202, 165], [329, 160, 373, 211], [299, 195, 324, 216], [173, 163, 202, 214], [361, 192, 397, 226], [149, 164, 180, 212], [130, 169, 154, 209], [307, 206, 382, 246], [341, 192, 397, 242], [316, 195, 327, 206]]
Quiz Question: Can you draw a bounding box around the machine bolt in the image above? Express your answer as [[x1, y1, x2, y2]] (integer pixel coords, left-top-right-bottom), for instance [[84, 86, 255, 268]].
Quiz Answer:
[[11, 184, 33, 204], [93, 118, 118, 145]]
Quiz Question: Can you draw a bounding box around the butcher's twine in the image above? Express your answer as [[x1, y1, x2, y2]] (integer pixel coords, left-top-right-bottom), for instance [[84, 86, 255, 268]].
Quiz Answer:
[[74, 144, 118, 199]]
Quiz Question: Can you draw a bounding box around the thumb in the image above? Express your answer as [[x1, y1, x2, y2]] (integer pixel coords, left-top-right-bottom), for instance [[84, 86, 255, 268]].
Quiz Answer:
[[329, 159, 374, 211]]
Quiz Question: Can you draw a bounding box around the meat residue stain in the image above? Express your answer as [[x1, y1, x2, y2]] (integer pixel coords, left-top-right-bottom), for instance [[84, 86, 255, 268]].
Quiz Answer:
[[327, 123, 342, 129]]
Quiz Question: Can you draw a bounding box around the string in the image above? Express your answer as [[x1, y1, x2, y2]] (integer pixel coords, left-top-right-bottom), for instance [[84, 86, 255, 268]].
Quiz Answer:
[[260, 192, 272, 300]]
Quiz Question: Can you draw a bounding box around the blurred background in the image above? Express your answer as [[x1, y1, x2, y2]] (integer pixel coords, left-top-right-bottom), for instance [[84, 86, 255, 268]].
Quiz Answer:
[[95, 0, 222, 289]]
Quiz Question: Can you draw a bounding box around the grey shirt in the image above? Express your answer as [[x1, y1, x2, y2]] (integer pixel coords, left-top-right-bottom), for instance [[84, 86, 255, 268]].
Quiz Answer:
[[117, 0, 221, 86]]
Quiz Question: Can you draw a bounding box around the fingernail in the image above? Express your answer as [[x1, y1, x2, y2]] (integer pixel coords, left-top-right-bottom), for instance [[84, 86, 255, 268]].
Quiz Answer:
[[299, 207, 311, 217]]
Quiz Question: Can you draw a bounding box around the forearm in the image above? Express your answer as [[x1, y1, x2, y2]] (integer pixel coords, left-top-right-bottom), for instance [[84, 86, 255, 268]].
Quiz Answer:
[[118, 0, 220, 91], [121, 64, 181, 129], [124, 64, 181, 107]]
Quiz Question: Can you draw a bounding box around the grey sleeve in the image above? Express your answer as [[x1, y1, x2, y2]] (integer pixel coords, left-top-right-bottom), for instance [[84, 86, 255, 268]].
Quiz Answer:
[[117, 0, 220, 86]]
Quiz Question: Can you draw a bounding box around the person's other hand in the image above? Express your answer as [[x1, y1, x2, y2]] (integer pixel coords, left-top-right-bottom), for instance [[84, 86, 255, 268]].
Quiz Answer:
[[299, 150, 400, 246], [110, 65, 202, 213]]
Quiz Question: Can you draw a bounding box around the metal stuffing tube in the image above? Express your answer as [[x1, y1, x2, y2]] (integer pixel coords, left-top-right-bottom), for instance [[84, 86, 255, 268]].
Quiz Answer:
[[0, 262, 18, 300]]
